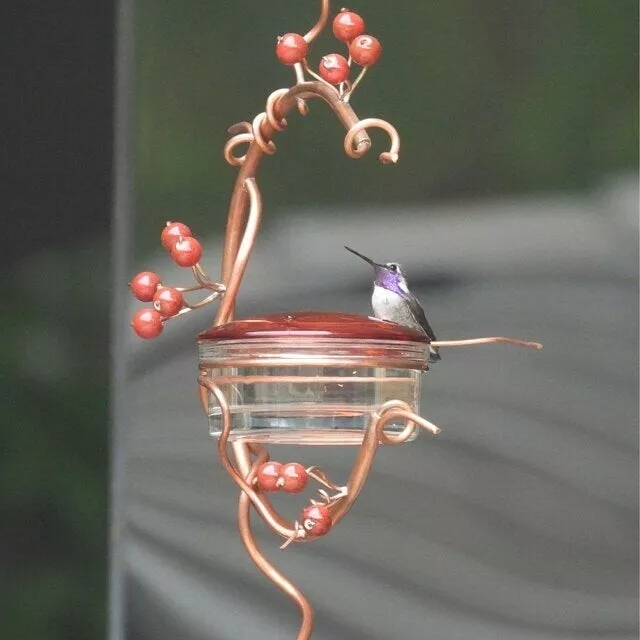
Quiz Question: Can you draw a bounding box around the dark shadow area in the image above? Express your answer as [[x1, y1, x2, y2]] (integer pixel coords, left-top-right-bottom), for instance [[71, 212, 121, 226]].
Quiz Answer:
[[2, 2, 114, 638]]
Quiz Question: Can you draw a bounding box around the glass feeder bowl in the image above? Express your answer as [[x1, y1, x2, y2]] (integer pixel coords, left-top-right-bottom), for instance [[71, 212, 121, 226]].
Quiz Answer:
[[198, 311, 433, 445]]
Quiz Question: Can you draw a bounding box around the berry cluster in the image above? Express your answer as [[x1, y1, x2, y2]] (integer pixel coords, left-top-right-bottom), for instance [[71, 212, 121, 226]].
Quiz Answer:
[[256, 461, 309, 493], [255, 461, 333, 538], [129, 221, 208, 339], [276, 8, 381, 97]]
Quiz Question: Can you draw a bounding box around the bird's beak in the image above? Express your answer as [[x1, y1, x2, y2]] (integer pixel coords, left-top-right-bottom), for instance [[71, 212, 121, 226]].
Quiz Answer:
[[344, 246, 379, 267]]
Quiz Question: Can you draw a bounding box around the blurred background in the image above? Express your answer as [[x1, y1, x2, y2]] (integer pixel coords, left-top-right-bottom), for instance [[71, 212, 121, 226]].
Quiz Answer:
[[3, 1, 638, 639]]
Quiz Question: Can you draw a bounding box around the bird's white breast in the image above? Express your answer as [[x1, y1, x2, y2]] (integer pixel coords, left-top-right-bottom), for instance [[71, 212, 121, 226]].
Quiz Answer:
[[372, 286, 404, 316], [371, 286, 422, 333]]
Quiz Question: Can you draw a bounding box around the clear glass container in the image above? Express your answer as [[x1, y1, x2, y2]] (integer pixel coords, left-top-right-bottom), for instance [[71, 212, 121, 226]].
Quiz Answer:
[[198, 312, 432, 445]]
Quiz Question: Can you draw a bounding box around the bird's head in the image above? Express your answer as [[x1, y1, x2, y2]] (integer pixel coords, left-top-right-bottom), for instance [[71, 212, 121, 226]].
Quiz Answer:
[[345, 246, 410, 296]]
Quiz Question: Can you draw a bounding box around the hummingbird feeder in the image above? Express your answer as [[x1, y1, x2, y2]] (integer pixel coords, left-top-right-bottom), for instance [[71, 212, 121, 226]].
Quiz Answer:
[[129, 2, 542, 638], [198, 311, 432, 445]]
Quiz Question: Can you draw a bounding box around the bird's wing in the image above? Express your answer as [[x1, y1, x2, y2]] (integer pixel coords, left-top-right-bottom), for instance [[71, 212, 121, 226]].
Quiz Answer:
[[408, 300, 438, 341]]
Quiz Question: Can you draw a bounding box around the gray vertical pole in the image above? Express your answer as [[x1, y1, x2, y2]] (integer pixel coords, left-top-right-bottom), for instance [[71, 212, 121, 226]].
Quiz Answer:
[[109, 0, 134, 637]]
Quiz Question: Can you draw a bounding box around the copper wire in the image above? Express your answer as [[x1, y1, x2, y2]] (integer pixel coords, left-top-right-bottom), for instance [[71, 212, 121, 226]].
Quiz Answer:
[[223, 132, 254, 166], [251, 113, 277, 155], [265, 89, 289, 131], [201, 373, 440, 538], [342, 66, 367, 102], [199, 375, 299, 539], [292, 64, 309, 115], [215, 178, 263, 326], [237, 491, 315, 639], [302, 58, 332, 87], [204, 375, 415, 384], [432, 337, 543, 350], [199, 356, 430, 370], [235, 444, 315, 640], [344, 117, 400, 163], [303, 0, 330, 43]]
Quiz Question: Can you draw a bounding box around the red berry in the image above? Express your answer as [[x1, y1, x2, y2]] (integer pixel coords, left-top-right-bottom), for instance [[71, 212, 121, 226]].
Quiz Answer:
[[153, 286, 184, 317], [161, 221, 192, 251], [256, 461, 284, 492], [301, 504, 332, 537], [281, 463, 308, 494], [171, 236, 202, 267], [131, 308, 164, 339], [276, 33, 308, 65], [332, 10, 365, 43], [349, 35, 382, 66], [130, 271, 162, 302], [319, 54, 350, 84]]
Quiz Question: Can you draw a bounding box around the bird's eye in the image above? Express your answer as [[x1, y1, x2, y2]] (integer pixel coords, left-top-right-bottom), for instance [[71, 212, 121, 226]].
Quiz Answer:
[[389, 264, 398, 272]]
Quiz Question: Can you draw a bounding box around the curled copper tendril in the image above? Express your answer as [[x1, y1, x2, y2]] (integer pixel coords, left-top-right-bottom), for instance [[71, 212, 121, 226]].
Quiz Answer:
[[223, 84, 398, 171], [344, 117, 400, 163]]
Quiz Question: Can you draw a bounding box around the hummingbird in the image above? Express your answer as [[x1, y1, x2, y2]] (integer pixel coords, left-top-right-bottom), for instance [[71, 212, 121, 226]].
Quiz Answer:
[[345, 246, 441, 363]]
